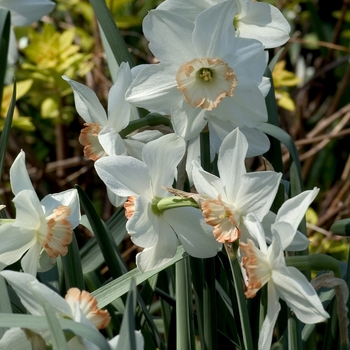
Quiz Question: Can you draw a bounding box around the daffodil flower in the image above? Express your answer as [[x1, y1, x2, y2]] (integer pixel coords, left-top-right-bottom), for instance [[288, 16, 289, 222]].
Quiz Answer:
[[156, 0, 290, 49], [191, 128, 281, 243], [241, 214, 329, 350], [95, 133, 221, 272], [126, 1, 269, 141], [0, 270, 110, 349], [63, 62, 141, 162], [0, 0, 55, 65], [0, 151, 80, 275]]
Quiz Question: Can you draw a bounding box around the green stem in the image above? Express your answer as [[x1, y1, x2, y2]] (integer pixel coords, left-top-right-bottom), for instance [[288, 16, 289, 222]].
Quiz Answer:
[[157, 196, 199, 212], [0, 219, 14, 225], [119, 113, 173, 138], [225, 242, 254, 350], [176, 258, 195, 350], [200, 130, 217, 349], [285, 254, 341, 278]]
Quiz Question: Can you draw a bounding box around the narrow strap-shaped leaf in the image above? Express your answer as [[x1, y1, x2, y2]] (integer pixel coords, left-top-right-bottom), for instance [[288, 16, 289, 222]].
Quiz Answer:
[[43, 302, 70, 350], [258, 123, 303, 196], [0, 314, 111, 350], [0, 80, 15, 177], [76, 185, 124, 279], [61, 230, 85, 291], [92, 246, 187, 308], [0, 275, 11, 338], [263, 67, 283, 173], [89, 0, 134, 67], [0, 9, 10, 108], [116, 279, 138, 350]]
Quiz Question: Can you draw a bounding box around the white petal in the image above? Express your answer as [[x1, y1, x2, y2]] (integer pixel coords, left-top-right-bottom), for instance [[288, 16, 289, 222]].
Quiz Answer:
[[214, 78, 268, 127], [226, 38, 266, 81], [21, 241, 42, 276], [259, 77, 271, 97], [123, 139, 144, 160], [12, 190, 43, 230], [126, 195, 158, 248], [0, 328, 32, 350], [62, 75, 107, 125], [258, 282, 281, 350], [240, 126, 270, 157], [10, 151, 35, 195], [0, 225, 35, 265], [164, 207, 221, 257], [238, 2, 290, 48], [273, 267, 329, 323], [98, 126, 127, 156], [126, 63, 181, 113], [41, 188, 81, 229], [185, 136, 201, 185], [107, 62, 132, 130], [0, 0, 55, 26], [217, 128, 247, 197], [171, 100, 208, 140], [191, 161, 225, 200], [143, 10, 194, 64], [244, 213, 267, 252], [193, 1, 237, 58], [95, 156, 152, 197], [135, 218, 179, 272], [142, 133, 185, 197], [156, 0, 207, 21], [272, 221, 310, 252], [276, 188, 319, 234], [0, 270, 72, 317], [107, 188, 126, 208], [236, 172, 282, 220]]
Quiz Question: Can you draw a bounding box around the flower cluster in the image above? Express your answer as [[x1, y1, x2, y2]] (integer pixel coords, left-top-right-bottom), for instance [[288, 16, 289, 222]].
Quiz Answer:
[[0, 0, 334, 349]]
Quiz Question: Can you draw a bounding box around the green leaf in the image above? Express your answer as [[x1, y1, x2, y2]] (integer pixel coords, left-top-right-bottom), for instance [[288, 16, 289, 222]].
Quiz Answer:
[[89, 0, 134, 67], [0, 275, 11, 338], [76, 185, 125, 279], [116, 279, 138, 350], [0, 80, 15, 177], [331, 219, 350, 236], [43, 302, 70, 350], [258, 123, 303, 196], [0, 9, 10, 107], [0, 314, 111, 349], [263, 67, 283, 173], [92, 246, 187, 308], [61, 231, 85, 291]]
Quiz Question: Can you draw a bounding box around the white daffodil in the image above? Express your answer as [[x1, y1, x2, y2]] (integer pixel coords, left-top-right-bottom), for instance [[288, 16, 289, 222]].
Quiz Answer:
[[126, 1, 269, 141], [0, 0, 55, 65], [0, 151, 80, 276], [241, 214, 329, 350], [95, 133, 221, 272], [156, 0, 290, 49], [0, 270, 110, 349], [63, 62, 142, 162], [191, 128, 281, 243], [261, 187, 320, 251]]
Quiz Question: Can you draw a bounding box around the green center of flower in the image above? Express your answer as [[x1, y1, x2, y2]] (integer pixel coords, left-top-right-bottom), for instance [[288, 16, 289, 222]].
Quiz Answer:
[[198, 68, 213, 82]]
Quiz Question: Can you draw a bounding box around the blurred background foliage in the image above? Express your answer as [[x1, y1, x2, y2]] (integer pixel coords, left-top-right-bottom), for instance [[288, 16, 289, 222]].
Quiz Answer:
[[1, 0, 350, 264]]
